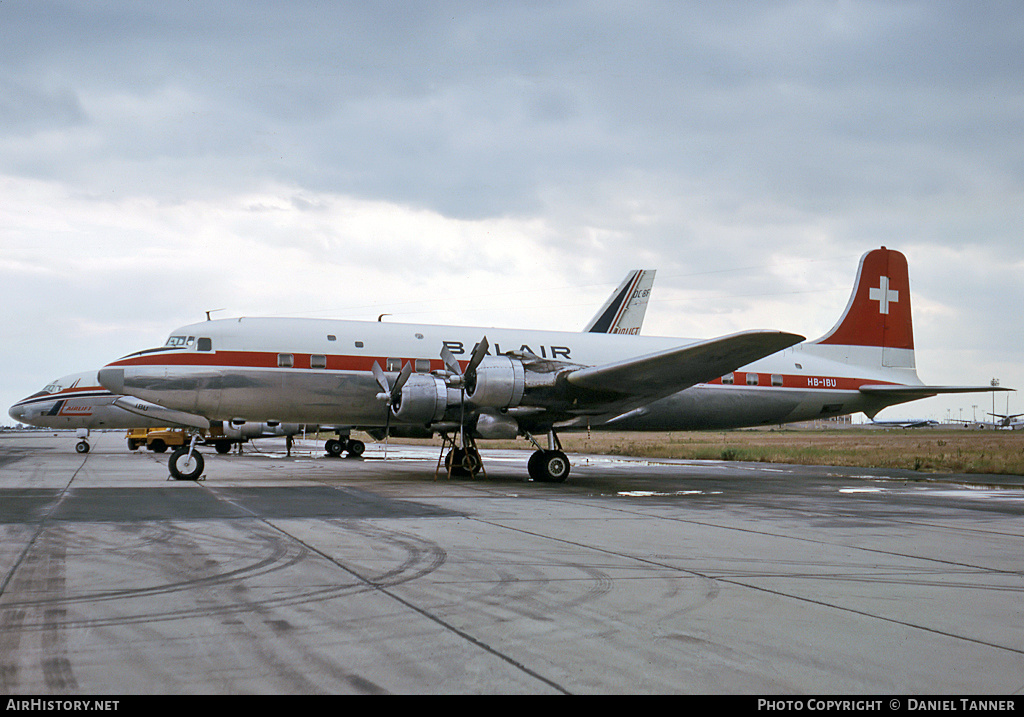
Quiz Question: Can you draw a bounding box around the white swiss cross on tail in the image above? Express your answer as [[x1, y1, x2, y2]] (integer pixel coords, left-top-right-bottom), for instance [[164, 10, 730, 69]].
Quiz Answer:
[[868, 276, 898, 315], [811, 247, 915, 351]]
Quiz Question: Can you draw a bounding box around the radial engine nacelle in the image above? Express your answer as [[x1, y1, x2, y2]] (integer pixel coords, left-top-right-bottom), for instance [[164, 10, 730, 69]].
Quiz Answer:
[[474, 410, 520, 439], [466, 355, 526, 408], [389, 353, 571, 425], [390, 373, 453, 425], [466, 353, 577, 411], [221, 422, 305, 440]]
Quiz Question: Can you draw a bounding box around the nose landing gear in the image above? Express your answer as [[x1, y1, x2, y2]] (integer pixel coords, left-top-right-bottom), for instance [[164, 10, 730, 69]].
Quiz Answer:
[[168, 434, 204, 481]]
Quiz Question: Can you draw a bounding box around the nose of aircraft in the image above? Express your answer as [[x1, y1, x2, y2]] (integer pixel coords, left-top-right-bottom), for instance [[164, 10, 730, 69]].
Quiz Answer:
[[8, 402, 26, 424]]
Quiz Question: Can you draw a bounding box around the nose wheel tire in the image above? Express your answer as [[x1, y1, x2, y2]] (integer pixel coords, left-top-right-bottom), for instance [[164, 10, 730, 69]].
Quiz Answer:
[[528, 449, 570, 483], [169, 446, 204, 481], [75, 441, 90, 454]]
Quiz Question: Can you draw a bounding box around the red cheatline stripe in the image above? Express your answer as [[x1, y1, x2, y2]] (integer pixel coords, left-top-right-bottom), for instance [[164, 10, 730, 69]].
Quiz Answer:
[[108, 350, 449, 373], [708, 373, 898, 390], [108, 350, 896, 391]]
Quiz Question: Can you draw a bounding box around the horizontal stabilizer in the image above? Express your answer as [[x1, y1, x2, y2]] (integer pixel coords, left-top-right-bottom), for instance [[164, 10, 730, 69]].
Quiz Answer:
[[567, 330, 805, 402], [113, 396, 210, 430], [859, 384, 1013, 399]]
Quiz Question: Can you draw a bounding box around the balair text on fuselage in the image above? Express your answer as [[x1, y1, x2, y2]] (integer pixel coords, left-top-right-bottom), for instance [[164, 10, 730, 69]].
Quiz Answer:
[[441, 340, 572, 361]]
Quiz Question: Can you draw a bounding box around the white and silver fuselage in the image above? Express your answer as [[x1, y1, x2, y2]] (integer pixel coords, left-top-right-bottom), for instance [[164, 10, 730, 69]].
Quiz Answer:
[[99, 317, 917, 432]]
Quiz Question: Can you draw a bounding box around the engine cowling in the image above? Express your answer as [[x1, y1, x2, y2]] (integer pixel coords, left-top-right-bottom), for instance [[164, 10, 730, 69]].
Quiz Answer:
[[392, 374, 449, 425], [222, 422, 302, 439], [474, 411, 520, 439], [466, 356, 526, 408]]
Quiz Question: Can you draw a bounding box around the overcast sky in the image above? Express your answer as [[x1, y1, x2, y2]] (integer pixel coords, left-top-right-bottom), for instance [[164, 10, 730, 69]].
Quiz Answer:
[[2, 1, 1022, 425]]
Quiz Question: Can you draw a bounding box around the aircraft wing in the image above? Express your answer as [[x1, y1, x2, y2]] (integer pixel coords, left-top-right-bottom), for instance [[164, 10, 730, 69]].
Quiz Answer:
[[566, 330, 804, 407], [112, 396, 211, 430]]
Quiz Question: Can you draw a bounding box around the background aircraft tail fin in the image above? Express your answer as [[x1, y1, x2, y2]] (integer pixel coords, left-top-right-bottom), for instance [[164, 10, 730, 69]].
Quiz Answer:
[[585, 269, 655, 335]]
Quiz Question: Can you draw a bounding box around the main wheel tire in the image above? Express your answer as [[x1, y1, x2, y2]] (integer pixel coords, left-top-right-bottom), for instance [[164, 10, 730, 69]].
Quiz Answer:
[[461, 448, 483, 477], [446, 448, 467, 477], [325, 439, 344, 457], [214, 441, 232, 454], [445, 448, 483, 478], [529, 450, 570, 483], [346, 439, 365, 457], [169, 447, 204, 481]]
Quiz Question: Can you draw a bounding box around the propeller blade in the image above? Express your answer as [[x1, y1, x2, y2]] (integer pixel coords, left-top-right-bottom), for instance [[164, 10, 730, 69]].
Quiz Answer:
[[466, 337, 490, 376], [441, 345, 462, 376], [393, 362, 413, 399], [371, 361, 390, 397]]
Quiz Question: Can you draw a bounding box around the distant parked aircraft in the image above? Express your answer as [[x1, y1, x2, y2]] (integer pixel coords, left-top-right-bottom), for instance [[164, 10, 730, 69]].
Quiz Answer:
[[869, 418, 940, 428]]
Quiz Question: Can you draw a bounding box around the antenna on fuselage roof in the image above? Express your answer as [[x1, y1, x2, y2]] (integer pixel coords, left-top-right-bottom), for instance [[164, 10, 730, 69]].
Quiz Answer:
[[205, 308, 226, 321], [378, 313, 391, 322]]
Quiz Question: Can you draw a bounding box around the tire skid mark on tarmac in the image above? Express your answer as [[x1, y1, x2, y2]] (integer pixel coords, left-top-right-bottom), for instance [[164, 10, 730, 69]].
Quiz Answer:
[[507, 480, 1024, 584], [0, 448, 89, 693], [466, 511, 1024, 658], [214, 490, 571, 694], [0, 522, 372, 631], [333, 520, 448, 588]]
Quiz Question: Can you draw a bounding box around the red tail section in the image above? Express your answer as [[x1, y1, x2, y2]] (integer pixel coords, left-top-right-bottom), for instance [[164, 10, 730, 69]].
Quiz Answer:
[[813, 247, 914, 350]]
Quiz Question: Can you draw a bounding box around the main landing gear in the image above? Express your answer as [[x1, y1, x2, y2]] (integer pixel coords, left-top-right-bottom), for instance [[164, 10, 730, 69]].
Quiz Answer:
[[437, 433, 485, 479], [525, 430, 570, 483], [435, 429, 571, 483], [325, 436, 365, 458]]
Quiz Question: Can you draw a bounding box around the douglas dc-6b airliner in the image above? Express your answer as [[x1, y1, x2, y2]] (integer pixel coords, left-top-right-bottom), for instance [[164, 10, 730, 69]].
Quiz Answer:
[[96, 248, 1004, 482], [11, 270, 655, 459]]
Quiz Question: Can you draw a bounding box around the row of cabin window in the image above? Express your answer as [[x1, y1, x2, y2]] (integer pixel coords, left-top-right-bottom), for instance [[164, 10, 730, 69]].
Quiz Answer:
[[276, 354, 327, 368], [277, 354, 432, 372], [721, 373, 784, 387]]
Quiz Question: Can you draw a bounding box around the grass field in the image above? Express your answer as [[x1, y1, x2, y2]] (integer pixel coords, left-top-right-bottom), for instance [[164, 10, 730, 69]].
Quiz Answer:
[[363, 428, 1024, 476]]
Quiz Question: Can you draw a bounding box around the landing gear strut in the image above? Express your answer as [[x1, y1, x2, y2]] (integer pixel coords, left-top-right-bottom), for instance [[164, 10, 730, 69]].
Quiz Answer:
[[526, 430, 570, 483]]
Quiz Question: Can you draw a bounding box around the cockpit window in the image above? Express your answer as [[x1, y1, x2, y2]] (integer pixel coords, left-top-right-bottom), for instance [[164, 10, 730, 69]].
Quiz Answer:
[[165, 336, 196, 348]]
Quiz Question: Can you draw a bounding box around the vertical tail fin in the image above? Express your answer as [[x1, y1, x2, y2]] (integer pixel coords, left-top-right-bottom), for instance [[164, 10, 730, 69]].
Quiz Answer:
[[813, 247, 1012, 408], [585, 269, 656, 335], [809, 247, 915, 369]]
